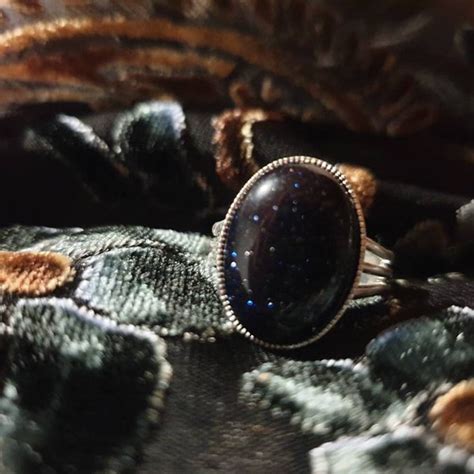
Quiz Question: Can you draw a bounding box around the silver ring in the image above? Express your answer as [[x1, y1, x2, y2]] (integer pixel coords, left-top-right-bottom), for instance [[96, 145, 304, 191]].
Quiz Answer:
[[213, 156, 393, 350]]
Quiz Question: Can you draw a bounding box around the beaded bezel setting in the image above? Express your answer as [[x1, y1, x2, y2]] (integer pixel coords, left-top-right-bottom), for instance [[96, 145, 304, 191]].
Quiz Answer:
[[216, 156, 367, 350]]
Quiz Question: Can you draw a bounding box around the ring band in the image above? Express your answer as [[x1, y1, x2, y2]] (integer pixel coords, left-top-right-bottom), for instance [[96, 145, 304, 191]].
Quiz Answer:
[[213, 156, 393, 349]]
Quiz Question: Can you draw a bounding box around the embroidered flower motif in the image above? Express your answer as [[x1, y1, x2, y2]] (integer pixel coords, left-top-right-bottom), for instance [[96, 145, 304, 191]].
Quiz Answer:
[[0, 225, 229, 472], [430, 379, 474, 452], [242, 306, 474, 472], [0, 251, 74, 296]]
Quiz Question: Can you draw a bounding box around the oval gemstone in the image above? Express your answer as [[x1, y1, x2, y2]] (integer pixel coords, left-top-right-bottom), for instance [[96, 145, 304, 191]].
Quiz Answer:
[[221, 161, 362, 347]]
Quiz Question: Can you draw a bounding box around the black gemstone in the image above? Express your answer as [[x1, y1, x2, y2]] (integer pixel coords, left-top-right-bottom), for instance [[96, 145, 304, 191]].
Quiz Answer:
[[221, 161, 362, 346]]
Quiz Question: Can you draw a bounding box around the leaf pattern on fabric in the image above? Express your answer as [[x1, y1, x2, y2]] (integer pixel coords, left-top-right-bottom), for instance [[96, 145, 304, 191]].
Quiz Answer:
[[24, 101, 211, 213], [1, 298, 171, 473], [0, 225, 235, 473], [241, 307, 474, 472]]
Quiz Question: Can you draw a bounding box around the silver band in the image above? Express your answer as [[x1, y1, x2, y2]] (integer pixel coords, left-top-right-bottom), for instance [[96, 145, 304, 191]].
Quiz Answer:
[[355, 238, 394, 299]]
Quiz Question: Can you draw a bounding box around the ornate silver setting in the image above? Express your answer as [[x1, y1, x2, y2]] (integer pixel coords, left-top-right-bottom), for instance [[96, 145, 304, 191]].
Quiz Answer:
[[214, 156, 393, 350]]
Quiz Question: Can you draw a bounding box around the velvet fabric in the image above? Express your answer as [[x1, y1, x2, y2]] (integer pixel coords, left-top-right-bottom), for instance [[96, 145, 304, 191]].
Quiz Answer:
[[0, 2, 472, 473]]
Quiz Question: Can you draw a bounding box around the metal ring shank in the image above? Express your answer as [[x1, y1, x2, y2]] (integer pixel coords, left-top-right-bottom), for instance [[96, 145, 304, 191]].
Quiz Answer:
[[353, 238, 394, 299]]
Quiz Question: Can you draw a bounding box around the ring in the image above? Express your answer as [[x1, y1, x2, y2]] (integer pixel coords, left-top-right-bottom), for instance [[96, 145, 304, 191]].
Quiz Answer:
[[213, 156, 394, 350]]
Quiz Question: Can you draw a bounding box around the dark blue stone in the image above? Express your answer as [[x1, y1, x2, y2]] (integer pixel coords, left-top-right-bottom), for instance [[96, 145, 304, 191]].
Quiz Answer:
[[223, 162, 361, 346]]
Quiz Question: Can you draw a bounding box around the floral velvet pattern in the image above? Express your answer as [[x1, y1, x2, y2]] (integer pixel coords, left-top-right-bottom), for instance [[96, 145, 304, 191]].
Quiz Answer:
[[0, 2, 473, 472], [0, 97, 472, 472]]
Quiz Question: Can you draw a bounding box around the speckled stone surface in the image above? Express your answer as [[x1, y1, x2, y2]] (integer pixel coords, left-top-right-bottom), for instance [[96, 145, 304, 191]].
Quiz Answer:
[[223, 162, 361, 346]]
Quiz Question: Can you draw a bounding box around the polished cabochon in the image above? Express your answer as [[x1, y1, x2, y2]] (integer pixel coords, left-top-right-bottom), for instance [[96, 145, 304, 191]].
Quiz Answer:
[[217, 157, 366, 349]]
